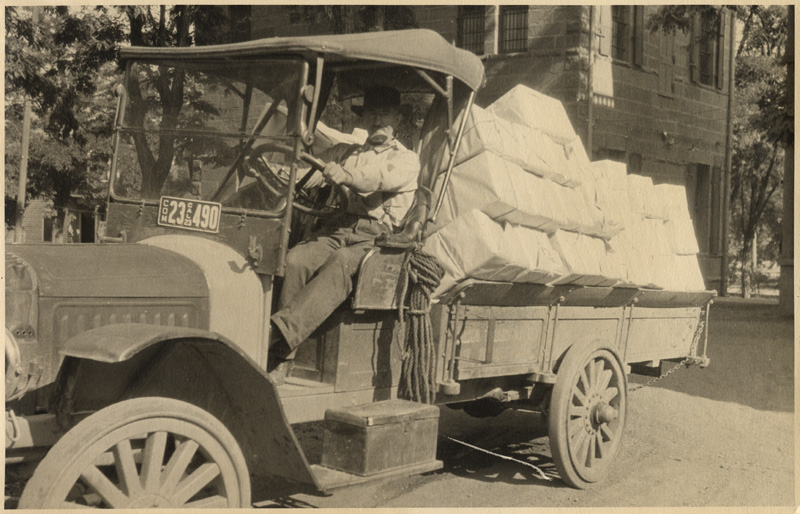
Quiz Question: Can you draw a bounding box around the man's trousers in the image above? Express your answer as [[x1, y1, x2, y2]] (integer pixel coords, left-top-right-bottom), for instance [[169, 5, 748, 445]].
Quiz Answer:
[[271, 216, 390, 356]]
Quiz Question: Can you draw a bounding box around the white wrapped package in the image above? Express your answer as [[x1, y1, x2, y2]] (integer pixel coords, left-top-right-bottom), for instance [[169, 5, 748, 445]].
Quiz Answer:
[[505, 171, 598, 233], [650, 254, 706, 291], [488, 84, 578, 145], [521, 130, 583, 187], [626, 174, 668, 220], [589, 160, 630, 238], [621, 216, 671, 260], [676, 254, 707, 290], [654, 183, 692, 220], [600, 246, 629, 285], [591, 159, 628, 189], [653, 183, 700, 255], [649, 255, 680, 290], [423, 209, 566, 297], [503, 223, 567, 282], [455, 106, 580, 186], [442, 152, 604, 234], [663, 216, 701, 255], [643, 218, 673, 257], [549, 230, 617, 286], [422, 227, 464, 295], [607, 215, 655, 287]]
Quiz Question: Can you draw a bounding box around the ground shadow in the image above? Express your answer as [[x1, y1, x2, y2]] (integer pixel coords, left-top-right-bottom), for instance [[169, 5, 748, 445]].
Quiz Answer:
[[436, 435, 566, 488]]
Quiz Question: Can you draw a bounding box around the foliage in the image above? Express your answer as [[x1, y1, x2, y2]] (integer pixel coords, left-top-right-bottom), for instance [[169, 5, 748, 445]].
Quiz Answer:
[[5, 6, 123, 234], [5, 6, 244, 231], [646, 5, 724, 34]]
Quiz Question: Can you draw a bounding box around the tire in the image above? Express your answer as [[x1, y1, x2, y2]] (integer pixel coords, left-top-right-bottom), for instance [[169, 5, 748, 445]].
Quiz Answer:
[[548, 341, 627, 489], [19, 397, 251, 509]]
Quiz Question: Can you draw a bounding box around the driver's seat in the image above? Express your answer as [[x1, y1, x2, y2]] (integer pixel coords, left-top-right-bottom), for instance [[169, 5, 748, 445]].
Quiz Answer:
[[350, 186, 433, 310]]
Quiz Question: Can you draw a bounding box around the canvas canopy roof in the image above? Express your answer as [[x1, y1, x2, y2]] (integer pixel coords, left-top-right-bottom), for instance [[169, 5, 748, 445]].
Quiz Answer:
[[120, 29, 485, 92]]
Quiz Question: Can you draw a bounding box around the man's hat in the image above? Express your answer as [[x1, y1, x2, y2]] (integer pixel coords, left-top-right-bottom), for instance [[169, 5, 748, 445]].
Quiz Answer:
[[351, 85, 402, 116]]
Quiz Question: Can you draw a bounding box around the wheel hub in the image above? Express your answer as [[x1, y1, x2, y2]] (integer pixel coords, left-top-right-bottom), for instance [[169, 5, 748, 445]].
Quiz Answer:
[[591, 402, 618, 425]]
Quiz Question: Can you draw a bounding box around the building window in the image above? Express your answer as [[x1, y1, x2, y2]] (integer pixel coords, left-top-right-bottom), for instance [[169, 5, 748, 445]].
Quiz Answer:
[[692, 164, 722, 255], [611, 6, 643, 65], [499, 6, 528, 54], [699, 11, 722, 87], [457, 6, 486, 55], [611, 6, 631, 61]]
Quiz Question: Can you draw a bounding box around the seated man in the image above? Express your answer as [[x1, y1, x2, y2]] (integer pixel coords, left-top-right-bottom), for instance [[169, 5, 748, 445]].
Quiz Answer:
[[268, 85, 421, 384]]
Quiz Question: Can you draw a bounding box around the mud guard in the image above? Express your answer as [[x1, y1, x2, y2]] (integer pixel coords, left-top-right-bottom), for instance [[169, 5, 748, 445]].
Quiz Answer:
[[58, 323, 321, 492]]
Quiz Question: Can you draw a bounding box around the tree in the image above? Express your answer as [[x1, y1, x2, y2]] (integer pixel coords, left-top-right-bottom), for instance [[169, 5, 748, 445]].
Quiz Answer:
[[5, 6, 123, 238], [648, 5, 791, 297], [5, 6, 241, 235]]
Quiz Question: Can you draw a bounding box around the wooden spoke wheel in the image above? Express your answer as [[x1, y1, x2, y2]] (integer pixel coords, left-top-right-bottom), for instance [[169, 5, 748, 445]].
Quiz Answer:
[[548, 342, 627, 489], [19, 397, 251, 509]]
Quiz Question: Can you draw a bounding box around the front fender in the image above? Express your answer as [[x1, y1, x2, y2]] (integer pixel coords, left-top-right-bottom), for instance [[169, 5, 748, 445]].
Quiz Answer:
[[56, 325, 321, 492], [59, 323, 232, 362]]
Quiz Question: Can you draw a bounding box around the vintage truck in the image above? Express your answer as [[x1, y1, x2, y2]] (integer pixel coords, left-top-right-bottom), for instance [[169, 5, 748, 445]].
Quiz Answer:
[[5, 29, 713, 508]]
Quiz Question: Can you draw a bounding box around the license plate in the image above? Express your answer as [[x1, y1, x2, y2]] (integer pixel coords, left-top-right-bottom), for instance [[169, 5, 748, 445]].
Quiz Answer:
[[157, 196, 222, 234]]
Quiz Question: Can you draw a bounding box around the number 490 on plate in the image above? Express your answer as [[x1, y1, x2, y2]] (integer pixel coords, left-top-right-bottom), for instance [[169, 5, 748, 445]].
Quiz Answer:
[[158, 196, 221, 234]]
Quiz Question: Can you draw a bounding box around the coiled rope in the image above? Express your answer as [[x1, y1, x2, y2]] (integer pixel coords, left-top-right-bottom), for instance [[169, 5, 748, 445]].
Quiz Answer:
[[396, 244, 445, 404]]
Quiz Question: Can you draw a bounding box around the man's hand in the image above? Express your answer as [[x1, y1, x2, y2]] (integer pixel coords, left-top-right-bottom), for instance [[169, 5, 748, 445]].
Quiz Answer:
[[322, 162, 353, 187]]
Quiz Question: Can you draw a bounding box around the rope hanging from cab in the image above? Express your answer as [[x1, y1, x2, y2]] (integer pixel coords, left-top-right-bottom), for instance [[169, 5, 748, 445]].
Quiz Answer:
[[396, 244, 445, 404]]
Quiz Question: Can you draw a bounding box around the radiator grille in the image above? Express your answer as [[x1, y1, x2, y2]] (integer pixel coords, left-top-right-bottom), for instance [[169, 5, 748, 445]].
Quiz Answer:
[[52, 301, 203, 343]]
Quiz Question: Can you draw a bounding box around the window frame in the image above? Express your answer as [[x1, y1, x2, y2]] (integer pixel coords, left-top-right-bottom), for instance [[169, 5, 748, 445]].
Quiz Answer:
[[498, 5, 528, 54], [610, 5, 644, 66], [611, 6, 631, 62], [694, 9, 725, 89], [457, 6, 486, 56]]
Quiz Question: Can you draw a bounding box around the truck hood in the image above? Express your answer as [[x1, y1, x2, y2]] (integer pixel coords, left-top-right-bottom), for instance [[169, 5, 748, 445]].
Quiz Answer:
[[6, 244, 208, 298]]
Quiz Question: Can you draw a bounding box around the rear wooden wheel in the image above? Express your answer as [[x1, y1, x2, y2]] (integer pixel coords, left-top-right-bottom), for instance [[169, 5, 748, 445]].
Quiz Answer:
[[548, 342, 627, 488], [19, 397, 251, 508]]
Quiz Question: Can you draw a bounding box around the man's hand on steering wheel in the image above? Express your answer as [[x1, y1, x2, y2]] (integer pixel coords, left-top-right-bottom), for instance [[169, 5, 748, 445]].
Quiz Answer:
[[322, 162, 354, 188], [243, 142, 349, 218]]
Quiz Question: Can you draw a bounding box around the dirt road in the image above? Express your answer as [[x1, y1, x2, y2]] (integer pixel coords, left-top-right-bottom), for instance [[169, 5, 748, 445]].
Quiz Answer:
[[266, 298, 795, 509]]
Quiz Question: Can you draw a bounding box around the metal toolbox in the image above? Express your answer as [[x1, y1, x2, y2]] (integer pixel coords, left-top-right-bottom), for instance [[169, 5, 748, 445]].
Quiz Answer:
[[321, 399, 440, 476]]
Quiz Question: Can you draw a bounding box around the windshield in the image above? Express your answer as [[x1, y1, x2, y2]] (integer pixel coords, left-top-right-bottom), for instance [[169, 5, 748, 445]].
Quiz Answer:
[[111, 59, 305, 209]]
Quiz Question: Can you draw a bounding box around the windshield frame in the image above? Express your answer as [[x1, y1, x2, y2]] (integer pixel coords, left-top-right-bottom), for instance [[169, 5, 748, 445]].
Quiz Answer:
[[107, 57, 310, 219]]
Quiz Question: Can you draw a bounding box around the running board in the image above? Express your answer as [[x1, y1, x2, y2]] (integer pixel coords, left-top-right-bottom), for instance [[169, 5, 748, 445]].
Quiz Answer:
[[310, 460, 443, 492]]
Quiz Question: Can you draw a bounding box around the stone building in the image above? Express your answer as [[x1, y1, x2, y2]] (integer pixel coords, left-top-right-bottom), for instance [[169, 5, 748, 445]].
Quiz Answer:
[[222, 5, 735, 291]]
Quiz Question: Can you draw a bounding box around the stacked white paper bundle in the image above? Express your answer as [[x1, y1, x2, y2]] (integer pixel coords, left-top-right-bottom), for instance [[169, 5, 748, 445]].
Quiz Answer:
[[655, 184, 701, 255], [424, 85, 706, 295], [626, 174, 669, 220], [423, 209, 566, 297], [549, 231, 620, 286], [488, 84, 579, 146], [440, 152, 603, 234], [435, 104, 606, 238], [653, 184, 706, 291], [455, 106, 582, 187]]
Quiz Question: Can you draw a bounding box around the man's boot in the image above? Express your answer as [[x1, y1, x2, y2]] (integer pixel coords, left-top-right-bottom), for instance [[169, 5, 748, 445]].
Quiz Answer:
[[268, 326, 294, 385], [268, 357, 294, 386]]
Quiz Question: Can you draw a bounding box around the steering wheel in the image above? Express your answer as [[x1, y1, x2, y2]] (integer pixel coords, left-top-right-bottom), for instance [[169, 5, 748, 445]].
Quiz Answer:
[[244, 142, 348, 218]]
